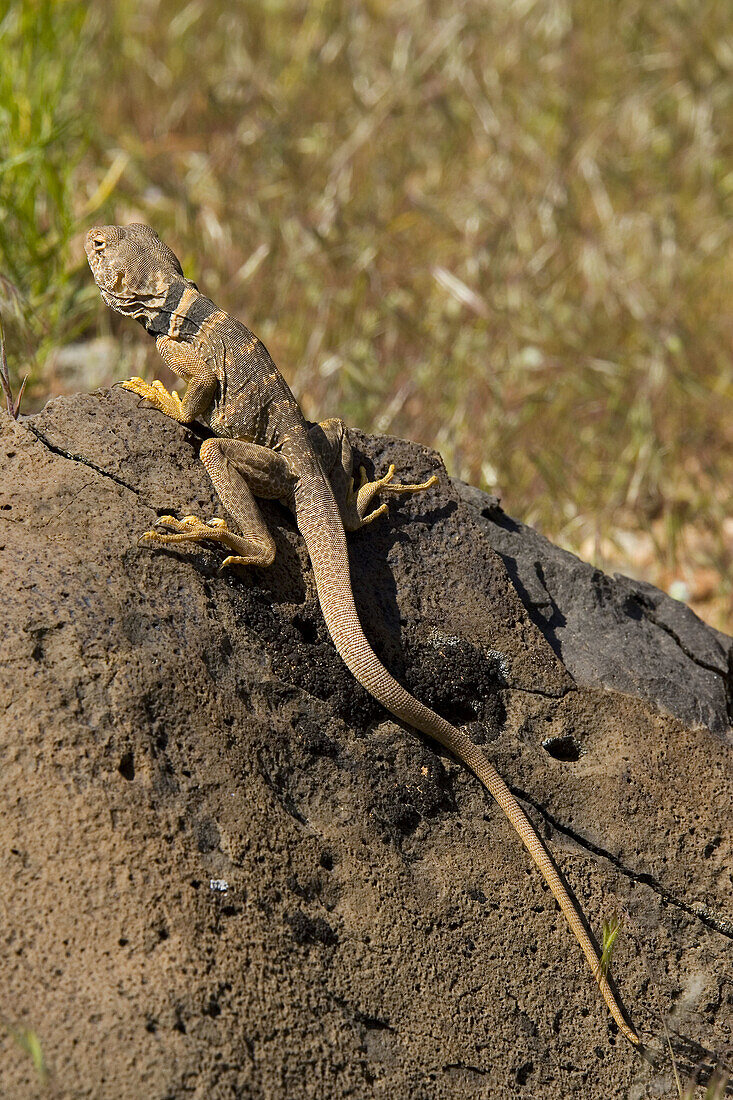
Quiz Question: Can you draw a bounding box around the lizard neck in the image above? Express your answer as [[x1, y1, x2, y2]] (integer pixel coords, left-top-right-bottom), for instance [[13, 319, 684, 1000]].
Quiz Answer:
[[113, 275, 217, 340], [142, 279, 218, 340]]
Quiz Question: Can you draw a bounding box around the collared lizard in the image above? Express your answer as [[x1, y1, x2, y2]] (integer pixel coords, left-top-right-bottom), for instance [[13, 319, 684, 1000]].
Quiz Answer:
[[85, 222, 639, 1047]]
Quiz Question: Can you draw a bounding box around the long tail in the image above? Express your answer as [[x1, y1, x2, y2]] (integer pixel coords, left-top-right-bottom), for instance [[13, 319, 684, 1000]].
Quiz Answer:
[[297, 486, 639, 1045]]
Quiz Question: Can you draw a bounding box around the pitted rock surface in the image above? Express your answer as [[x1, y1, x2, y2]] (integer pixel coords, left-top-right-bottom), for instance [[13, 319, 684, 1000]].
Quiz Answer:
[[1, 388, 731, 1099]]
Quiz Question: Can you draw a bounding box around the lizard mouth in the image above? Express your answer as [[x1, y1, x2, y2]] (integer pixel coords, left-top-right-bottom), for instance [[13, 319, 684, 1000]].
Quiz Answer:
[[84, 231, 123, 296]]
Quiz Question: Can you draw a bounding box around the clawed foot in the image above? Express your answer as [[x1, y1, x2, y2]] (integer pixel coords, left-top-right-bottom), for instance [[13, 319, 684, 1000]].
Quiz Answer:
[[139, 514, 275, 570], [122, 377, 184, 419], [348, 464, 438, 526], [139, 513, 230, 548]]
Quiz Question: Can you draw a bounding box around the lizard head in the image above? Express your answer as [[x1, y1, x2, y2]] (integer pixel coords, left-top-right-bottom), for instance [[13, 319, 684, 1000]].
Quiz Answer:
[[85, 223, 197, 322]]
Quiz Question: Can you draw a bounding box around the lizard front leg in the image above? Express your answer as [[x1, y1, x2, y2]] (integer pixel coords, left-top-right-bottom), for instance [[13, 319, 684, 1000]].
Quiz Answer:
[[308, 418, 437, 531], [141, 438, 295, 569], [122, 335, 217, 423]]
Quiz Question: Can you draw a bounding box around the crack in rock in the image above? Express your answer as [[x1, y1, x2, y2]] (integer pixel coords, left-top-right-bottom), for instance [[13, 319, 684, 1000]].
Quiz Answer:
[[443, 1063, 492, 1077], [513, 787, 733, 940], [452, 479, 733, 738], [625, 588, 733, 725], [26, 422, 140, 496]]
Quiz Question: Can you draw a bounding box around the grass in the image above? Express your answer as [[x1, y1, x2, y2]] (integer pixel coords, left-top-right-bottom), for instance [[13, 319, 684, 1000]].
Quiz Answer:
[[0, 1, 103, 375], [1, 0, 732, 631], [1, 1017, 48, 1087], [600, 907, 623, 979], [680, 1067, 730, 1100], [0, 309, 27, 418]]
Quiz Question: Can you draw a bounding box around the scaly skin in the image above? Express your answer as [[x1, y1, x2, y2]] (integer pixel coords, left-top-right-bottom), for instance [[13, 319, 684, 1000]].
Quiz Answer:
[[86, 223, 640, 1047]]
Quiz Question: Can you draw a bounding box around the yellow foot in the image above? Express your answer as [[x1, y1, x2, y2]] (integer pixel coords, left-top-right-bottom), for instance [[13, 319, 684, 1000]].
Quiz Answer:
[[139, 514, 230, 547], [138, 515, 274, 570], [376, 465, 438, 496], [350, 464, 438, 525], [122, 377, 184, 418], [220, 554, 252, 569]]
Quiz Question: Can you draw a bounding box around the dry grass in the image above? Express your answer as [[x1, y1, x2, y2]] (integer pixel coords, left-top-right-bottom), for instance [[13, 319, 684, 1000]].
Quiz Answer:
[[2, 0, 732, 630]]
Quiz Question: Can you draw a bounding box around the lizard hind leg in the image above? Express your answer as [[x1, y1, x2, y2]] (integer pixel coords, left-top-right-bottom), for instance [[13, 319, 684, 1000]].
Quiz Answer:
[[140, 513, 274, 568], [139, 437, 295, 570], [307, 418, 437, 531], [347, 464, 438, 529]]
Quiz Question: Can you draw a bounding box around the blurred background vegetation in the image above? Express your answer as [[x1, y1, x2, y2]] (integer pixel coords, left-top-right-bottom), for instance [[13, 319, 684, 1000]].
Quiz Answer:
[[1, 0, 731, 630]]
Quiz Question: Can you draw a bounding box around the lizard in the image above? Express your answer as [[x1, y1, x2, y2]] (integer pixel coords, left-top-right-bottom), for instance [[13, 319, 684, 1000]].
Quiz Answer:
[[85, 222, 640, 1047]]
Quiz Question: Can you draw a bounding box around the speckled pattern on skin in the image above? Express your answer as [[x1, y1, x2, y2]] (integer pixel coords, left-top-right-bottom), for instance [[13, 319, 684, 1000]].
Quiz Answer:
[[86, 222, 640, 1046]]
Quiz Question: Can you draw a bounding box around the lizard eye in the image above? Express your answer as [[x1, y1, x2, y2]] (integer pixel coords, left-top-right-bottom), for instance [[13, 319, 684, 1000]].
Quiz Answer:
[[92, 236, 106, 251]]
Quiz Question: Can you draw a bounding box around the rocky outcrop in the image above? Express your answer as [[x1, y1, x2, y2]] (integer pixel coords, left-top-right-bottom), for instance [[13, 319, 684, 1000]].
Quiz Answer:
[[1, 388, 731, 1099]]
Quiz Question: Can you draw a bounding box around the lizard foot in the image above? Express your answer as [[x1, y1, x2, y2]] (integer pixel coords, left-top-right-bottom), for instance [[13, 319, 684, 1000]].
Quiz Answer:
[[348, 465, 438, 526], [139, 514, 275, 569], [139, 513, 231, 548], [122, 377, 184, 419]]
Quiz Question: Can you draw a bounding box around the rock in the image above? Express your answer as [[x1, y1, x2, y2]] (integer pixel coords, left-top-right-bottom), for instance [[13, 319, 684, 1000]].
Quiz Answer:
[[1, 388, 731, 1099], [452, 482, 733, 738]]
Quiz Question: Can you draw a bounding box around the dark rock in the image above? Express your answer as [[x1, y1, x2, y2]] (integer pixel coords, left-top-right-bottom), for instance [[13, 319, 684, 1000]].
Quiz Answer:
[[1, 389, 731, 1099], [453, 480, 733, 738]]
